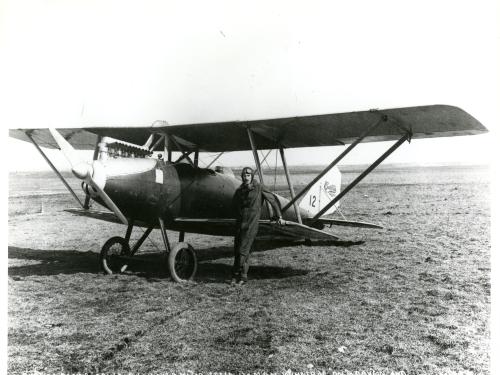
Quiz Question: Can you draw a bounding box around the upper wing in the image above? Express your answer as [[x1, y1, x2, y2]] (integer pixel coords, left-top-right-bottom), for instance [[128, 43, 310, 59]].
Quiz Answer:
[[9, 105, 486, 152], [9, 128, 99, 150]]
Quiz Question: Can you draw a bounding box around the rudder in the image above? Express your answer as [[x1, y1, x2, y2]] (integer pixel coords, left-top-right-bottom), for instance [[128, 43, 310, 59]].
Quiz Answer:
[[299, 166, 341, 217]]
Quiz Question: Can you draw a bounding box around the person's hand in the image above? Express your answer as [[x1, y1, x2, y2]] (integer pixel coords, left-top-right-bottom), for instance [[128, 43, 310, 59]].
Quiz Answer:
[[273, 217, 285, 226]]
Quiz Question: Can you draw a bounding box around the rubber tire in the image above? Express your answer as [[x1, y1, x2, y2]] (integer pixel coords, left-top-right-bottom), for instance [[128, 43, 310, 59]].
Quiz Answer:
[[100, 236, 131, 275], [168, 242, 197, 282]]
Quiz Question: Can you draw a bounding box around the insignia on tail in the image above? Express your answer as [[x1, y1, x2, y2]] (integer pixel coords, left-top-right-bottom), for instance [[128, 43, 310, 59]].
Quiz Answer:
[[299, 166, 342, 216]]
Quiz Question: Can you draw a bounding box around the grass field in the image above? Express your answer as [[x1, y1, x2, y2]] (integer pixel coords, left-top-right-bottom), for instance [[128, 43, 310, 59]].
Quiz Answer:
[[7, 164, 490, 374]]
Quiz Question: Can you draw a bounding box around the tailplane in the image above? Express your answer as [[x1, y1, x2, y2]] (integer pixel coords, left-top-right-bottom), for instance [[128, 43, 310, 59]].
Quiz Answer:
[[299, 166, 341, 217]]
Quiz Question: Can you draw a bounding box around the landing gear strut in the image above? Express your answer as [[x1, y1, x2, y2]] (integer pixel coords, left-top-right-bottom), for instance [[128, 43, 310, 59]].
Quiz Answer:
[[99, 218, 198, 282]]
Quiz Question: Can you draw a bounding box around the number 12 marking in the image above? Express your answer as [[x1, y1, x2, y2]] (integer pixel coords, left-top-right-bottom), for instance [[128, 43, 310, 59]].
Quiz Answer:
[[309, 195, 316, 207]]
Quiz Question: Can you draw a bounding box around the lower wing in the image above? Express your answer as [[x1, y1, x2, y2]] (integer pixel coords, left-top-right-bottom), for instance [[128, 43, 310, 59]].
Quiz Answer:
[[307, 217, 383, 229], [65, 209, 340, 241], [174, 218, 340, 241], [65, 208, 152, 227]]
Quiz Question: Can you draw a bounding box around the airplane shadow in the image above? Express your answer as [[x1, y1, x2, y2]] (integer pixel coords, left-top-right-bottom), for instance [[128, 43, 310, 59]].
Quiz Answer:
[[8, 246, 100, 277], [195, 238, 364, 262], [8, 239, 363, 281], [7, 246, 308, 282]]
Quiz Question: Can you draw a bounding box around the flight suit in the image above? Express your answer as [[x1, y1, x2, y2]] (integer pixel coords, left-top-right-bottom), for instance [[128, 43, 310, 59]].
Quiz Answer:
[[232, 181, 281, 281]]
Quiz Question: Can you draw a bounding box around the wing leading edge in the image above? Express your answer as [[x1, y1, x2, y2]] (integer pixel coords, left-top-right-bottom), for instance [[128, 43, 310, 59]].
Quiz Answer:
[[9, 105, 487, 152]]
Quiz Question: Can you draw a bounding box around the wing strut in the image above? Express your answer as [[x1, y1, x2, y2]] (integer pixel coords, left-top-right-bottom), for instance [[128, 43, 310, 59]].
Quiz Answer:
[[25, 131, 85, 209], [281, 114, 387, 213], [310, 131, 412, 222], [149, 134, 165, 152], [246, 128, 272, 218], [246, 128, 265, 183], [279, 146, 302, 224], [193, 150, 199, 167]]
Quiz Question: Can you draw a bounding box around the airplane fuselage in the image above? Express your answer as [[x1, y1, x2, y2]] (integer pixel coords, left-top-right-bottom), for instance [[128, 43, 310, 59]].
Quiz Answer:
[[90, 158, 302, 235]]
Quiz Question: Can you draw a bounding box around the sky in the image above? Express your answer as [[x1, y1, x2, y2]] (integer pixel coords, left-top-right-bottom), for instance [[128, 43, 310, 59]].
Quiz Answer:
[[1, 0, 498, 171]]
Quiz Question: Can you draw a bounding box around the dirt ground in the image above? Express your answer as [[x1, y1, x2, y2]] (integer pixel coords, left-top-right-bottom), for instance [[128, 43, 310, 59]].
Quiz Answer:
[[7, 165, 490, 374]]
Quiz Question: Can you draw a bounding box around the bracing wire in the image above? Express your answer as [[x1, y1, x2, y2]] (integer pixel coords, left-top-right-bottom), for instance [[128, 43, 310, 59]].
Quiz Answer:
[[259, 150, 272, 170], [337, 205, 347, 220], [259, 150, 272, 186], [195, 152, 225, 169], [133, 226, 163, 254], [206, 152, 225, 168]]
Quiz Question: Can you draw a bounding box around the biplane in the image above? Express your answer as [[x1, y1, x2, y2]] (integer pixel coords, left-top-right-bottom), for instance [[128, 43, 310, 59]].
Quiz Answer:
[[9, 105, 487, 281]]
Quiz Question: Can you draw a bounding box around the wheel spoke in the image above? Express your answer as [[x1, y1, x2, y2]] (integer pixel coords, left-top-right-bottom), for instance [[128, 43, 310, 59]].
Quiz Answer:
[[174, 249, 193, 278]]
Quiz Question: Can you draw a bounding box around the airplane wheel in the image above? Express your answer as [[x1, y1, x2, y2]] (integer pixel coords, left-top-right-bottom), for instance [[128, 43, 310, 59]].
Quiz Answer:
[[168, 242, 197, 282], [100, 236, 131, 275]]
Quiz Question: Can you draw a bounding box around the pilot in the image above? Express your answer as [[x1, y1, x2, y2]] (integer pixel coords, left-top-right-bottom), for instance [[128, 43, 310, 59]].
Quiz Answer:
[[232, 166, 283, 286]]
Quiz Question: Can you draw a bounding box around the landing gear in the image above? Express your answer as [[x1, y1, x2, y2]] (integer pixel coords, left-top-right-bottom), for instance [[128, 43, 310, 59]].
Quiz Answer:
[[168, 242, 197, 282], [99, 219, 198, 282], [159, 218, 198, 282], [99, 236, 130, 274]]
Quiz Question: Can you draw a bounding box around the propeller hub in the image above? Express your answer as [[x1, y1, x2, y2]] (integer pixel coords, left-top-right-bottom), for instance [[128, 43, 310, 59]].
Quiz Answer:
[[72, 163, 92, 180]]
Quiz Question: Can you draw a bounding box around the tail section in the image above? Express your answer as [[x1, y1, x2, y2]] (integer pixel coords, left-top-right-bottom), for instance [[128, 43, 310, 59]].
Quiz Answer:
[[299, 166, 341, 217]]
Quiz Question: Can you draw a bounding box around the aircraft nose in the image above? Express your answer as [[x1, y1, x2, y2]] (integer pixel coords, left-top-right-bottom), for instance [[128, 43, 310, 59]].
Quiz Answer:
[[81, 160, 107, 197]]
